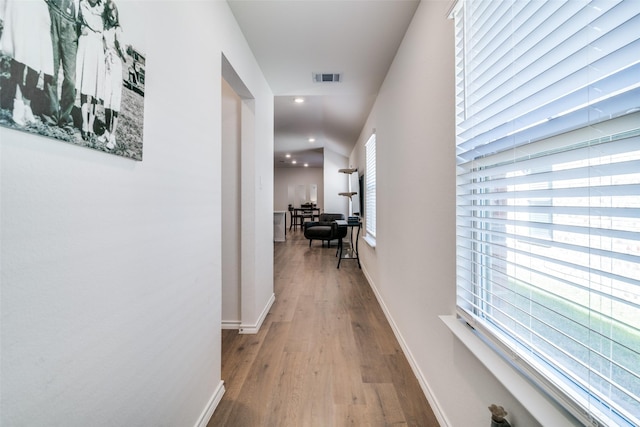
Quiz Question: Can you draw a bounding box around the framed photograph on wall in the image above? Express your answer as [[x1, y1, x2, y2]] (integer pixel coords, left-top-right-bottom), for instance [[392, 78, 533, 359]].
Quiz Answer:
[[0, 0, 145, 161]]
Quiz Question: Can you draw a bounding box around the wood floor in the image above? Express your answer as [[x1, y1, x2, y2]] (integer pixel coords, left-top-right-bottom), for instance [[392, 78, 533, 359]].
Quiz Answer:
[[208, 229, 439, 427]]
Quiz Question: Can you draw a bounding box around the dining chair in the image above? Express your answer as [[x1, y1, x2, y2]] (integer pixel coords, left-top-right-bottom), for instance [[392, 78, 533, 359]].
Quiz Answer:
[[289, 206, 305, 230]]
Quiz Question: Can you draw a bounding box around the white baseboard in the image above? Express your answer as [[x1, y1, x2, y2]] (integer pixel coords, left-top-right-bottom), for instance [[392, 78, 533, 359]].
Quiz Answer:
[[239, 293, 275, 334], [221, 320, 241, 330], [360, 264, 451, 427], [194, 380, 225, 427]]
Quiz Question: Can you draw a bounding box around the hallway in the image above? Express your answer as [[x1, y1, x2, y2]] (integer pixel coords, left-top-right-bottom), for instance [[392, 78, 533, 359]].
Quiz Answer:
[[209, 230, 439, 426]]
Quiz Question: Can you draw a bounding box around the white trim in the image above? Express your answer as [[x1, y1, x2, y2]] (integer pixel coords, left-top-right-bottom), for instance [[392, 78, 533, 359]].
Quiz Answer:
[[239, 293, 275, 334], [363, 234, 376, 248], [440, 315, 577, 427], [221, 320, 241, 330], [445, 0, 458, 18], [194, 380, 225, 427], [360, 264, 450, 427]]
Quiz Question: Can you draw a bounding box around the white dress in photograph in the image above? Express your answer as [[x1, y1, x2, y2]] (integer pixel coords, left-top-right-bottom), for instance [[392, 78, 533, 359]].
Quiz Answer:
[[0, 0, 54, 76], [75, 0, 105, 99], [102, 26, 124, 112]]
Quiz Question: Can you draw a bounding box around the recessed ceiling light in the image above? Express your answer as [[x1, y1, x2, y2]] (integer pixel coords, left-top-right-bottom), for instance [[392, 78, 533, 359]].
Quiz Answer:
[[294, 97, 305, 103], [285, 154, 291, 158], [304, 163, 309, 167], [308, 138, 315, 143], [292, 160, 297, 164]]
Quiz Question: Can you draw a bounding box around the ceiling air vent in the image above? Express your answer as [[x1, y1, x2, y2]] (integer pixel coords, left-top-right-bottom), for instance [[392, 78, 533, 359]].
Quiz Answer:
[[313, 73, 341, 83]]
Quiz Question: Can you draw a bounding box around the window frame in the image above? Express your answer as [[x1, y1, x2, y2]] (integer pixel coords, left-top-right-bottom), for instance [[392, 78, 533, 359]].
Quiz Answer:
[[452, 1, 640, 426], [364, 133, 377, 245]]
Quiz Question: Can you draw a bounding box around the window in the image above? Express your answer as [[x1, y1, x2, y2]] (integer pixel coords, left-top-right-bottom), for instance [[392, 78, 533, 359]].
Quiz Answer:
[[365, 133, 377, 242], [453, 1, 640, 426]]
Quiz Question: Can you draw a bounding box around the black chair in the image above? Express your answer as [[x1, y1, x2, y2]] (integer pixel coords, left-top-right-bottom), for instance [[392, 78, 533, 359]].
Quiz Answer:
[[289, 206, 303, 231], [300, 203, 320, 221], [300, 203, 314, 226], [303, 213, 346, 246]]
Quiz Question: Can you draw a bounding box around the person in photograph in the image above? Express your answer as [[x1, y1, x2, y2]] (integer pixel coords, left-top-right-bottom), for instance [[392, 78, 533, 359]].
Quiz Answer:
[[75, 0, 104, 141], [99, 0, 125, 150], [0, 0, 54, 126], [43, 0, 80, 133]]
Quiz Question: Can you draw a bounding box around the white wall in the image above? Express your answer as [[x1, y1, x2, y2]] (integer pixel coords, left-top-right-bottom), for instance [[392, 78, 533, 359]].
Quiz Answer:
[[0, 1, 273, 426], [323, 147, 349, 217], [273, 167, 324, 212], [350, 1, 565, 426]]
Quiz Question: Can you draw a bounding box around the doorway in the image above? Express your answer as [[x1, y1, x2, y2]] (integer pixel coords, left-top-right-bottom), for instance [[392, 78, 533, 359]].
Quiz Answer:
[[220, 54, 255, 330]]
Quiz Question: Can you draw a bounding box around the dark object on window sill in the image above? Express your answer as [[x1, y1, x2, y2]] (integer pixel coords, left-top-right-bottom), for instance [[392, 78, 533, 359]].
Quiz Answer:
[[489, 404, 511, 427]]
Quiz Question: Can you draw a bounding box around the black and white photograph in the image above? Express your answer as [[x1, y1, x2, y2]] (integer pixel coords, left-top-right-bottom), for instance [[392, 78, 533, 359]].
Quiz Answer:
[[0, 0, 145, 161]]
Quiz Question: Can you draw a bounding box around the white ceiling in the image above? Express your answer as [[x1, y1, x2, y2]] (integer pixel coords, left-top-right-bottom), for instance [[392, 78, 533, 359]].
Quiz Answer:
[[227, 0, 420, 168]]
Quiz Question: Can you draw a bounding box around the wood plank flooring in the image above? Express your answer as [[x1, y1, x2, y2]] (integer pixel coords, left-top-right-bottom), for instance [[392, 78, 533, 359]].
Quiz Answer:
[[208, 230, 439, 427]]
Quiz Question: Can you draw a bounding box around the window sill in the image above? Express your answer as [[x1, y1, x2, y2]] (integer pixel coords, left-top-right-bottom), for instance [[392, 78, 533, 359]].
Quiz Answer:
[[363, 234, 376, 248], [440, 315, 577, 427]]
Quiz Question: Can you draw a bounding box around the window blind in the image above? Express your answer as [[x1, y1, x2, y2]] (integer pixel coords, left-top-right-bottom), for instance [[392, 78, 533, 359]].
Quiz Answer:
[[365, 134, 377, 238], [453, 1, 640, 426]]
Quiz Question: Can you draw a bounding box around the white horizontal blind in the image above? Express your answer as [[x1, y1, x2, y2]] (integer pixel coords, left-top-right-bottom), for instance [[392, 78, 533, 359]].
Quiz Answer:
[[454, 1, 640, 426], [365, 134, 377, 238]]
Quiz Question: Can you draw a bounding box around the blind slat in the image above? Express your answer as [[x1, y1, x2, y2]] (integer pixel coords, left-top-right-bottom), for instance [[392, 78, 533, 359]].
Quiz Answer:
[[457, 86, 640, 162], [457, 204, 640, 217]]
